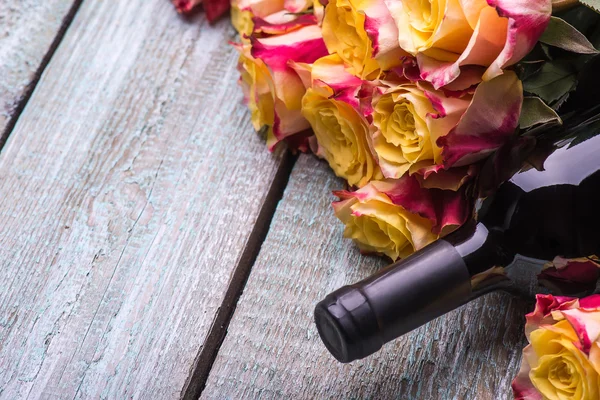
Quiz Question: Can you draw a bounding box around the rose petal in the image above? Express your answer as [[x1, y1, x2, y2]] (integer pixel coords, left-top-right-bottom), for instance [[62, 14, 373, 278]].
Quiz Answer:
[[560, 308, 600, 353], [458, 0, 489, 28], [412, 164, 477, 191], [433, 186, 471, 234], [253, 12, 318, 35], [590, 342, 600, 375], [204, 0, 231, 22], [306, 54, 364, 111], [371, 177, 438, 224], [483, 0, 552, 81], [580, 294, 600, 310], [371, 176, 471, 234], [173, 0, 203, 14], [525, 294, 579, 338], [436, 71, 522, 168], [307, 54, 363, 93], [362, 0, 407, 70], [284, 0, 312, 12], [235, 0, 285, 18], [511, 345, 543, 400], [538, 260, 600, 294]]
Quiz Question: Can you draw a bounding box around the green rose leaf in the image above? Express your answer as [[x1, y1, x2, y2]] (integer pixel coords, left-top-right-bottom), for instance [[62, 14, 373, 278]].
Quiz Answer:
[[540, 17, 598, 54], [523, 61, 578, 104], [519, 97, 563, 129]]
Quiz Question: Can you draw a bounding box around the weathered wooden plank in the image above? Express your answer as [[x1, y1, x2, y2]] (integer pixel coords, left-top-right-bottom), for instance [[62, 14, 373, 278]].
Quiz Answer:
[[202, 154, 532, 400], [0, 2, 287, 398], [0, 0, 80, 143]]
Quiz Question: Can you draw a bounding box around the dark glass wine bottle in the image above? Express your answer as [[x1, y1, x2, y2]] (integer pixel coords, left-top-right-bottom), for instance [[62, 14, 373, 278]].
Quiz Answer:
[[314, 111, 600, 363]]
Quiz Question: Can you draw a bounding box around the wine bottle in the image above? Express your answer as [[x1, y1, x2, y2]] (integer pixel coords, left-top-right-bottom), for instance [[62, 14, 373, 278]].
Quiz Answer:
[[314, 112, 600, 363]]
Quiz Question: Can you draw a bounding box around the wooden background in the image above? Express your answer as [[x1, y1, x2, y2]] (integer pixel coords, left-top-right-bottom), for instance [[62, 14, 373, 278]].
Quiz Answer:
[[0, 1, 531, 399]]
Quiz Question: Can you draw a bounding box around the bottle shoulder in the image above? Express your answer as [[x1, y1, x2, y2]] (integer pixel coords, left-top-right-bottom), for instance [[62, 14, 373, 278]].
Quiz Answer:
[[509, 134, 600, 192]]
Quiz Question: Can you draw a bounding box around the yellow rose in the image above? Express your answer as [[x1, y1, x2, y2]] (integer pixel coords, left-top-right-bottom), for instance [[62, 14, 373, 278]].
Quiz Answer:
[[322, 0, 406, 78], [528, 321, 600, 399], [301, 55, 382, 186], [334, 180, 437, 260], [512, 294, 600, 400], [236, 44, 275, 133], [384, 0, 552, 87], [372, 77, 471, 178], [371, 66, 524, 176], [235, 25, 329, 150], [303, 87, 380, 186], [333, 176, 469, 260]]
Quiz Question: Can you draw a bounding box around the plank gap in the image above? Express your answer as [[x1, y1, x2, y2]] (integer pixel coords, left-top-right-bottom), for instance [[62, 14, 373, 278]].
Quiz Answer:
[[182, 150, 298, 400], [0, 0, 84, 152]]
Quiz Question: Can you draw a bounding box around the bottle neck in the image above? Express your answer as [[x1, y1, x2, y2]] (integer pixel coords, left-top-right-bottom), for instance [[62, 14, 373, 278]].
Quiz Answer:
[[314, 219, 509, 363], [444, 220, 513, 277]]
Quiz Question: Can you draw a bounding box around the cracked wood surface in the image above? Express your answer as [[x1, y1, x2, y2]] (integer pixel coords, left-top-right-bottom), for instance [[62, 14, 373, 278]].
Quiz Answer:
[[0, 0, 79, 140], [0, 1, 285, 398], [202, 155, 532, 400]]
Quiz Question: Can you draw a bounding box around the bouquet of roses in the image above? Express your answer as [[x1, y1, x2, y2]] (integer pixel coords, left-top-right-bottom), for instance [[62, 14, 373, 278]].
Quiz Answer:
[[175, 0, 600, 397], [228, 0, 600, 263]]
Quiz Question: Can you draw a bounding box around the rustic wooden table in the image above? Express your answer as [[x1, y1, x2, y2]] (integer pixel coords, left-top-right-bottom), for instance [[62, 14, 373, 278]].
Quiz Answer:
[[0, 1, 533, 399]]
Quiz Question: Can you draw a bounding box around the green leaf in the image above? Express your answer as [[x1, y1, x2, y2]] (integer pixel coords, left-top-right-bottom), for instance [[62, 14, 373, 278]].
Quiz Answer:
[[580, 0, 600, 12], [557, 4, 600, 35], [523, 61, 578, 104], [519, 97, 563, 129], [551, 91, 572, 111], [516, 60, 545, 81], [540, 17, 598, 54]]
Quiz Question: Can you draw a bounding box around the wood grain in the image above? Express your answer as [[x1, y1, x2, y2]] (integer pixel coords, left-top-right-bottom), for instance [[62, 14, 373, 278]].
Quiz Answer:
[[0, 2, 286, 398], [0, 0, 80, 143], [202, 154, 533, 400]]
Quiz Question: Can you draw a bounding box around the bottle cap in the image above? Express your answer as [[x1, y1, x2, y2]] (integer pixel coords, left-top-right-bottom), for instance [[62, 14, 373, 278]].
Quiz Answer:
[[314, 287, 383, 363]]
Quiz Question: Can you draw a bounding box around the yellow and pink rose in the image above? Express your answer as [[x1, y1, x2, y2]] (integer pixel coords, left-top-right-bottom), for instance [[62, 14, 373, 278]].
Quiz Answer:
[[333, 175, 471, 260], [513, 294, 600, 400], [370, 61, 523, 178], [236, 25, 328, 151], [384, 0, 552, 87]]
